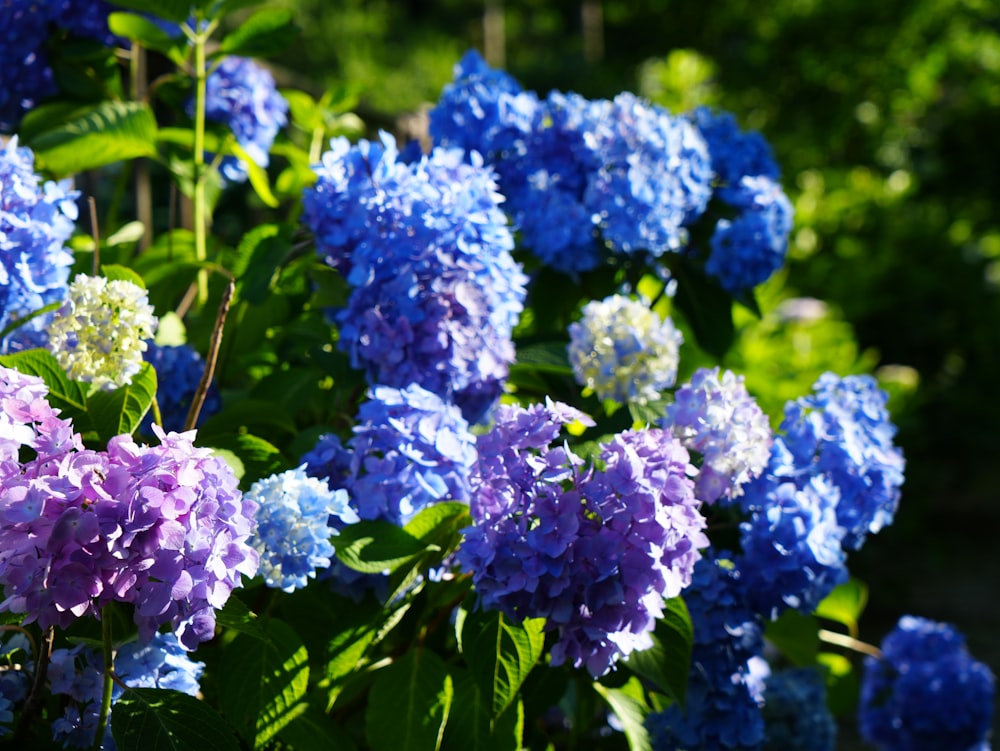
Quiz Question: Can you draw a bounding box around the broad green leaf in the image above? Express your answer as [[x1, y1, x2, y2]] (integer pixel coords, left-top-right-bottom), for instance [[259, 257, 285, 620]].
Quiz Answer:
[[282, 89, 321, 132], [110, 688, 242, 751], [229, 141, 280, 207], [277, 702, 359, 751], [671, 259, 734, 360], [0, 349, 91, 431], [814, 578, 868, 635], [198, 399, 298, 440], [106, 221, 147, 247], [510, 341, 573, 375], [366, 650, 453, 751], [100, 263, 146, 289], [233, 223, 292, 304], [108, 12, 182, 54], [220, 619, 310, 749], [460, 609, 545, 719], [817, 651, 860, 717], [442, 669, 523, 751], [28, 101, 158, 177], [628, 397, 670, 428], [87, 363, 157, 441], [404, 501, 471, 544], [593, 677, 652, 751], [332, 521, 436, 575], [765, 610, 819, 666], [203, 433, 289, 487], [215, 595, 267, 640], [623, 596, 693, 707], [218, 8, 298, 57], [107, 0, 191, 22]]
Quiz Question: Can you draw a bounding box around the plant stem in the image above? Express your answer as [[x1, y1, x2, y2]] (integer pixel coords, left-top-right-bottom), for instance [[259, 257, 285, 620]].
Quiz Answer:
[[93, 606, 115, 751], [817, 627, 882, 659], [12, 626, 53, 746], [184, 277, 235, 431], [192, 22, 209, 305]]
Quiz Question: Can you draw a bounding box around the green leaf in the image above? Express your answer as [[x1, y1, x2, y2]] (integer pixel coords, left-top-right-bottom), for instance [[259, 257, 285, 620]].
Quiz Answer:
[[220, 619, 310, 749], [107, 0, 191, 22], [283, 89, 321, 132], [765, 609, 820, 666], [198, 399, 298, 440], [332, 521, 435, 575], [203, 433, 289, 486], [87, 362, 157, 441], [460, 609, 545, 719], [366, 649, 453, 751], [277, 702, 359, 751], [623, 596, 693, 707], [215, 595, 267, 641], [233, 223, 292, 304], [671, 260, 735, 360], [28, 101, 158, 177], [593, 677, 652, 751], [510, 341, 573, 375], [0, 349, 91, 431], [110, 688, 243, 751], [627, 397, 670, 427], [100, 263, 146, 289], [218, 8, 298, 57], [814, 578, 869, 635], [229, 140, 280, 208], [108, 12, 183, 54], [403, 501, 471, 544], [442, 669, 523, 751]]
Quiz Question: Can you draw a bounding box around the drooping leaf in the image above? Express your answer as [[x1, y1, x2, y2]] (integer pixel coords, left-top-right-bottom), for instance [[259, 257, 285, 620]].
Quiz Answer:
[[366, 649, 453, 751], [27, 101, 158, 177], [108, 12, 184, 55], [233, 223, 293, 304], [87, 362, 157, 442], [229, 140, 280, 208], [623, 596, 693, 707], [110, 688, 243, 751], [593, 677, 652, 751], [814, 578, 869, 636], [765, 609, 820, 667], [217, 8, 298, 58], [100, 263, 147, 289]]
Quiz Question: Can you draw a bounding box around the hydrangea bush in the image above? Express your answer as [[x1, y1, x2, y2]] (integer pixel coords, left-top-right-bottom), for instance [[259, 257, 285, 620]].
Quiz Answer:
[[0, 3, 991, 750]]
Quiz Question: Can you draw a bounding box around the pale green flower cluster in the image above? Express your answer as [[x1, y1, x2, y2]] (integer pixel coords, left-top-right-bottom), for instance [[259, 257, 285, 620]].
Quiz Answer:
[[567, 293, 683, 405], [47, 274, 157, 391]]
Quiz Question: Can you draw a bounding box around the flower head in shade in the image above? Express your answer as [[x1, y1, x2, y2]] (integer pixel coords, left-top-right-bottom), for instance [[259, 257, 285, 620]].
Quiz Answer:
[[567, 294, 683, 405], [778, 372, 905, 550], [688, 106, 781, 197], [141, 342, 220, 433], [459, 401, 707, 676], [47, 275, 157, 391], [200, 56, 289, 184], [663, 366, 772, 503], [707, 175, 794, 294], [761, 667, 837, 751], [247, 466, 358, 592], [0, 138, 77, 352], [303, 132, 527, 423], [646, 551, 766, 750], [859, 616, 995, 751], [0, 5, 59, 133]]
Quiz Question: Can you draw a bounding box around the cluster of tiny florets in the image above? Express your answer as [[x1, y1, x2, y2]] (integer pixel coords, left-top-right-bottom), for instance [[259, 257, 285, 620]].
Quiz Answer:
[[567, 294, 683, 405], [0, 138, 77, 353], [761, 667, 837, 751], [664, 366, 772, 503], [47, 275, 158, 391]]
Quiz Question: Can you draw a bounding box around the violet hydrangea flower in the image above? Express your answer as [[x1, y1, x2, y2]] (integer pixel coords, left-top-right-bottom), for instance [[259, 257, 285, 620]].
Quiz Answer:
[[246, 466, 359, 592], [663, 366, 772, 503], [459, 400, 708, 676], [47, 274, 158, 391], [0, 138, 77, 353], [303, 132, 527, 423], [567, 294, 684, 405]]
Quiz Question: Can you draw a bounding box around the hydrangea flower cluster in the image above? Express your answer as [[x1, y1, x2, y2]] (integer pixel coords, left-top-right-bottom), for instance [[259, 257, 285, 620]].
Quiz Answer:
[[48, 632, 204, 749], [303, 383, 477, 526], [458, 400, 708, 676], [246, 466, 358, 592], [567, 294, 683, 406], [859, 616, 995, 751], [141, 342, 221, 433], [0, 630, 31, 738], [646, 552, 766, 750], [0, 367, 258, 649], [47, 275, 158, 391], [430, 51, 716, 275], [0, 3, 58, 132], [663, 366, 772, 503], [760, 667, 837, 751], [688, 107, 793, 294], [302, 132, 527, 423], [201, 56, 289, 184], [0, 138, 77, 353]]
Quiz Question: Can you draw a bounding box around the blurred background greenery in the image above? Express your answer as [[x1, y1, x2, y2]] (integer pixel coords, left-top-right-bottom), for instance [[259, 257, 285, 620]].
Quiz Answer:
[[254, 0, 998, 738]]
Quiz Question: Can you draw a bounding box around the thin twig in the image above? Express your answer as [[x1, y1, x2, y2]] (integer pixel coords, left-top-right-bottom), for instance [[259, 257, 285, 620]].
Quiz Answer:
[[184, 278, 235, 431], [12, 626, 54, 746], [818, 628, 882, 659]]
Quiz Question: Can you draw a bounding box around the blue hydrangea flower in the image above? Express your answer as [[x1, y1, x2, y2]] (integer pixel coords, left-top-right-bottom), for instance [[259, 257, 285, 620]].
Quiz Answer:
[[246, 466, 358, 592], [707, 175, 794, 294], [303, 132, 527, 423], [664, 366, 772, 504], [647, 551, 766, 750], [56, 0, 123, 47], [859, 616, 995, 751], [0, 629, 31, 737], [776, 372, 905, 550], [567, 293, 684, 405], [761, 667, 837, 751], [0, 138, 77, 353], [459, 401, 708, 676], [200, 56, 289, 184], [688, 106, 781, 198], [141, 342, 221, 433], [0, 3, 58, 133]]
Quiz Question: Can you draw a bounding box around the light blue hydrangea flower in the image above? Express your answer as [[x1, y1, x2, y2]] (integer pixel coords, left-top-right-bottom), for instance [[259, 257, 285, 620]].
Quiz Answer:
[[247, 466, 358, 592], [0, 138, 77, 353], [664, 366, 772, 503], [567, 294, 683, 405], [46, 275, 157, 390]]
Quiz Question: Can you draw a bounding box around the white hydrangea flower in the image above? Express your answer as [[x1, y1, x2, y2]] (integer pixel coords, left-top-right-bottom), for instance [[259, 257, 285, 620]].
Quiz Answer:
[[567, 293, 683, 405], [47, 274, 157, 391], [664, 366, 772, 503]]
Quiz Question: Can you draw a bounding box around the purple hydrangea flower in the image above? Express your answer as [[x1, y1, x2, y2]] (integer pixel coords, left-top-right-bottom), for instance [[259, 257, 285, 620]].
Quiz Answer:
[[761, 667, 837, 751], [646, 551, 766, 750], [663, 366, 772, 504], [200, 56, 289, 184], [303, 132, 527, 423], [859, 616, 995, 751], [567, 293, 684, 405], [246, 466, 359, 592], [459, 401, 708, 676], [141, 342, 220, 433], [0, 138, 77, 352]]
